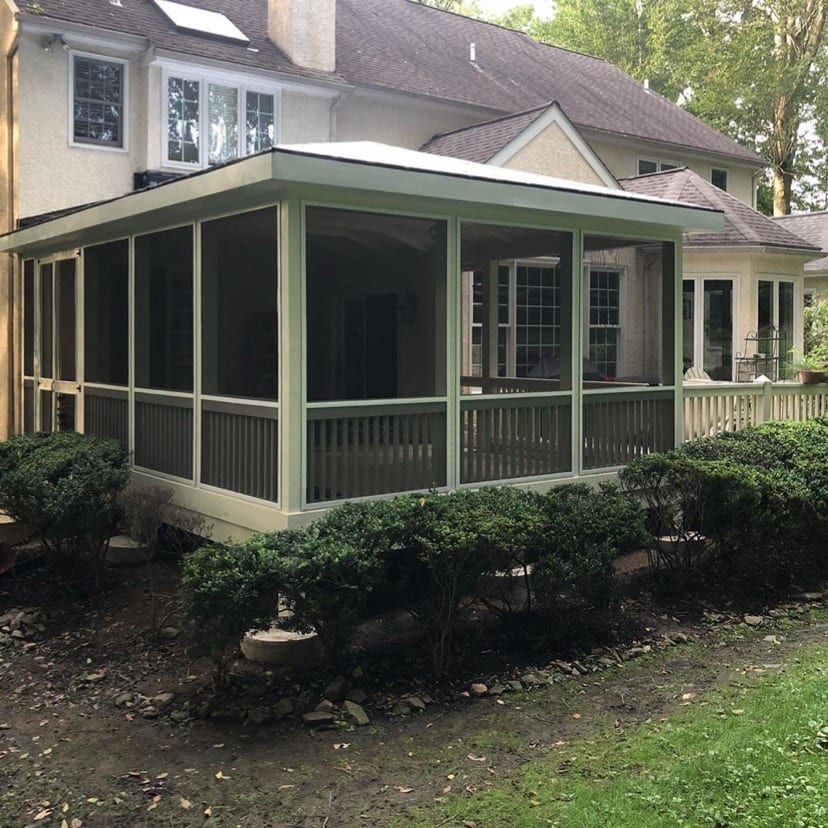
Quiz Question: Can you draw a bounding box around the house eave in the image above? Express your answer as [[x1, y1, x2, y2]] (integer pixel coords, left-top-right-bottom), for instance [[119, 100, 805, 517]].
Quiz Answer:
[[17, 13, 150, 53], [683, 243, 822, 259]]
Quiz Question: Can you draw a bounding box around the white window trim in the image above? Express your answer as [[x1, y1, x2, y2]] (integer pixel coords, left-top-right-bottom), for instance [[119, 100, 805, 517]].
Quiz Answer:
[[637, 156, 680, 175], [757, 274, 802, 358], [68, 50, 129, 153], [584, 266, 626, 378], [683, 274, 739, 380], [710, 166, 728, 191], [161, 67, 282, 170]]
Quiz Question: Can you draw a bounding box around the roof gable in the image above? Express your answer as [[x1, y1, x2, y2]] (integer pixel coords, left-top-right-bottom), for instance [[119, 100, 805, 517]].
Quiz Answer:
[[621, 168, 819, 252], [422, 102, 618, 188], [774, 212, 828, 272]]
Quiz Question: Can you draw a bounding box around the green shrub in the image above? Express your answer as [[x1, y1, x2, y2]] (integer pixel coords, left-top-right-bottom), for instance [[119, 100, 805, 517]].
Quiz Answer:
[[532, 484, 647, 611], [0, 432, 129, 589], [181, 542, 280, 686]]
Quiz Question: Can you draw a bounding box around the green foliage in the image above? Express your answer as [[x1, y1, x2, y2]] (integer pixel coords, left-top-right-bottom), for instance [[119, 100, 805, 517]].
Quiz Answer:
[[533, 484, 647, 611], [0, 432, 129, 589], [181, 542, 279, 685], [804, 292, 828, 363]]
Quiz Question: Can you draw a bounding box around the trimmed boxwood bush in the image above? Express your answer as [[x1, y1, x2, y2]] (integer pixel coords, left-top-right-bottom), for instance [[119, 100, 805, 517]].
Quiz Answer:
[[532, 483, 648, 612], [0, 432, 129, 589]]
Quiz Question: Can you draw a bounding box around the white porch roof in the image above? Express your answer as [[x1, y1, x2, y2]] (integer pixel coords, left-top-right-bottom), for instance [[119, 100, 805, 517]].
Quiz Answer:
[[1, 141, 723, 256]]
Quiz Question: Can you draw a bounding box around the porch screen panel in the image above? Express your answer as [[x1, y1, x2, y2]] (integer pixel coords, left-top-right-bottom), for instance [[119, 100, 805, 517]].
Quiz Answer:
[[201, 208, 277, 400], [84, 387, 129, 449], [84, 240, 128, 386], [40, 263, 53, 379], [305, 208, 448, 501], [23, 260, 34, 377], [582, 238, 676, 470], [134, 227, 193, 392]]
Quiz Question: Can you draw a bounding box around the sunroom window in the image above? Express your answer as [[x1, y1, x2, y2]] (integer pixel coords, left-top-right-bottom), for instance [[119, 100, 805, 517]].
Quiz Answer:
[[166, 73, 276, 168]]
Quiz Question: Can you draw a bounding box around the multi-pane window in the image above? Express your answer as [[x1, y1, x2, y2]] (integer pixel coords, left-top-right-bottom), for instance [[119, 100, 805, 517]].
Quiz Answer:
[[711, 168, 728, 191], [470, 262, 560, 377], [73, 56, 125, 147], [588, 269, 621, 377], [166, 74, 276, 167], [638, 158, 679, 175]]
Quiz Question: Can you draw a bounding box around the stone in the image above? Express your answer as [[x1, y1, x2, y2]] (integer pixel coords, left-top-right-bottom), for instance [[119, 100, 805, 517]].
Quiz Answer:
[[391, 703, 411, 717], [141, 706, 159, 719], [274, 698, 296, 718], [744, 615, 763, 627], [521, 673, 541, 687], [405, 696, 426, 711], [152, 692, 176, 710], [114, 692, 133, 707], [170, 710, 190, 724], [346, 688, 368, 705], [302, 711, 336, 727], [10, 630, 24, 640], [158, 626, 179, 641], [351, 665, 365, 681], [81, 672, 106, 683], [599, 657, 617, 668], [315, 699, 336, 713], [507, 680, 523, 693], [323, 676, 349, 703], [246, 708, 272, 726], [801, 592, 824, 602], [241, 626, 324, 668], [469, 683, 488, 697], [488, 684, 505, 696], [246, 681, 268, 698], [343, 700, 370, 726]]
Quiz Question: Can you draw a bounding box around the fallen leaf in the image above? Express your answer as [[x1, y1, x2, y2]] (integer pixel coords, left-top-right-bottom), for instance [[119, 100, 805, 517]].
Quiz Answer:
[[70, 820, 83, 828], [467, 754, 486, 762], [204, 806, 213, 817], [573, 713, 581, 720], [180, 798, 192, 810], [215, 770, 231, 780], [156, 772, 168, 780], [333, 743, 350, 750], [732, 708, 745, 715], [34, 809, 52, 821], [395, 786, 414, 794], [442, 785, 452, 793], [465, 785, 477, 794], [62, 803, 70, 813], [463, 821, 478, 827]]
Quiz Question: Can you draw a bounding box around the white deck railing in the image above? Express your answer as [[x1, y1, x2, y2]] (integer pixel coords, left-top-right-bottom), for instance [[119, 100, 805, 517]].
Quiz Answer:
[[683, 381, 828, 440]]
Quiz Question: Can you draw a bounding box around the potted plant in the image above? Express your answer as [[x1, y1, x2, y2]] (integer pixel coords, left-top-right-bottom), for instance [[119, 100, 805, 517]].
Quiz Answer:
[[790, 349, 827, 384]]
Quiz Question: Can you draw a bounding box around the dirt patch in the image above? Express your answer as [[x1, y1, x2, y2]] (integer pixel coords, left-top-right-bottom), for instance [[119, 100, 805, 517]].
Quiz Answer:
[[0, 559, 825, 827]]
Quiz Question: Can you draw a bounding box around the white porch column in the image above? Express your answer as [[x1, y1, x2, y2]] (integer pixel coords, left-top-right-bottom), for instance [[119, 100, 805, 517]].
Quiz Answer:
[[481, 259, 499, 386], [279, 198, 305, 515], [571, 229, 584, 475]]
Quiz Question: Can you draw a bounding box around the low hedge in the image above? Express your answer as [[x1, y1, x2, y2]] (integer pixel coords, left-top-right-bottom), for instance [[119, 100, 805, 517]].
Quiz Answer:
[[0, 431, 129, 589]]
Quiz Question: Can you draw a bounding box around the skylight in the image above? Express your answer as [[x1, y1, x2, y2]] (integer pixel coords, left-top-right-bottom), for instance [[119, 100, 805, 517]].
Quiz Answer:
[[152, 0, 249, 43]]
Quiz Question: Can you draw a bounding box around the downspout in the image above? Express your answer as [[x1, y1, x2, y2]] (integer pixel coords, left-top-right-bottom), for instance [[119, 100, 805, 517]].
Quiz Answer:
[[328, 88, 351, 142], [5, 39, 18, 437]]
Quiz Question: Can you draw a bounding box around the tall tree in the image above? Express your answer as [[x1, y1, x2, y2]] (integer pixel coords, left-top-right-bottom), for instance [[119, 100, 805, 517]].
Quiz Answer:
[[503, 0, 828, 215]]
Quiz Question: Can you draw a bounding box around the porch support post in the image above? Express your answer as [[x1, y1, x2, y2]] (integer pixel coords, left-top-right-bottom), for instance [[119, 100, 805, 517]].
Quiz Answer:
[[481, 259, 499, 387], [667, 238, 682, 447], [571, 229, 584, 475], [279, 198, 305, 515], [446, 217, 459, 490]]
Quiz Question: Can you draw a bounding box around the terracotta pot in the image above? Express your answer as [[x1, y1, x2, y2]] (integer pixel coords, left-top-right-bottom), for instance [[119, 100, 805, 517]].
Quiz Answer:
[[797, 368, 825, 384]]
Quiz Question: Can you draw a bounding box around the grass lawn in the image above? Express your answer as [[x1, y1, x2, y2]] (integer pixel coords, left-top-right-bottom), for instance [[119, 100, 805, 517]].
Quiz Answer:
[[411, 639, 828, 827]]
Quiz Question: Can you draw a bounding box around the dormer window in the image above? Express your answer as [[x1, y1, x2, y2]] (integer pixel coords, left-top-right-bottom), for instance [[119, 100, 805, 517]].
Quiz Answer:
[[711, 167, 728, 191], [164, 70, 278, 169], [638, 157, 679, 175]]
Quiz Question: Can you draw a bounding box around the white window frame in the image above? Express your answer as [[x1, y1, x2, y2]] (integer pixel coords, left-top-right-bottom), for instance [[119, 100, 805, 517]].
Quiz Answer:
[[162, 66, 281, 170], [682, 274, 739, 380], [710, 166, 728, 191], [757, 275, 801, 361], [584, 266, 626, 378], [637, 156, 680, 175], [68, 50, 129, 153]]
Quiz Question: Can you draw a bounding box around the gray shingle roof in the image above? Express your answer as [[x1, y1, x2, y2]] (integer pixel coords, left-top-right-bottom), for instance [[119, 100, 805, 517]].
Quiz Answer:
[[773, 212, 828, 272], [24, 0, 762, 165], [621, 168, 819, 251], [420, 105, 550, 163]]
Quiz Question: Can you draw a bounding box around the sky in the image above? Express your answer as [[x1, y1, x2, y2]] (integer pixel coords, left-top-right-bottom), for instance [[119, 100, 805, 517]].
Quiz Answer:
[[475, 0, 555, 18]]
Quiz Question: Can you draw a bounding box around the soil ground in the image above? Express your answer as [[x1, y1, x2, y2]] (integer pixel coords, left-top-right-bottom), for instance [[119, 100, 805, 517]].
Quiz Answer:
[[1, 557, 825, 828]]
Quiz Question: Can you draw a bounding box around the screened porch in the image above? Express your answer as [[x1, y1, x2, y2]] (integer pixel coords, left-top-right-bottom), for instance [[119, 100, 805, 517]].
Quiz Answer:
[[4, 143, 720, 535]]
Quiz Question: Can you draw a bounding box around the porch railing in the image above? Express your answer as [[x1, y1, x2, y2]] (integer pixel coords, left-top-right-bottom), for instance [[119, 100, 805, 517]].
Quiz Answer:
[[201, 399, 279, 502], [683, 381, 828, 440], [583, 388, 674, 469], [84, 385, 129, 449], [306, 400, 447, 504], [460, 393, 572, 483], [134, 391, 194, 480]]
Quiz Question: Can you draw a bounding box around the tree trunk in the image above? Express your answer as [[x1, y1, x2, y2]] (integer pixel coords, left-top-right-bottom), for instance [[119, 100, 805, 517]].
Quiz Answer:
[[773, 165, 793, 215]]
